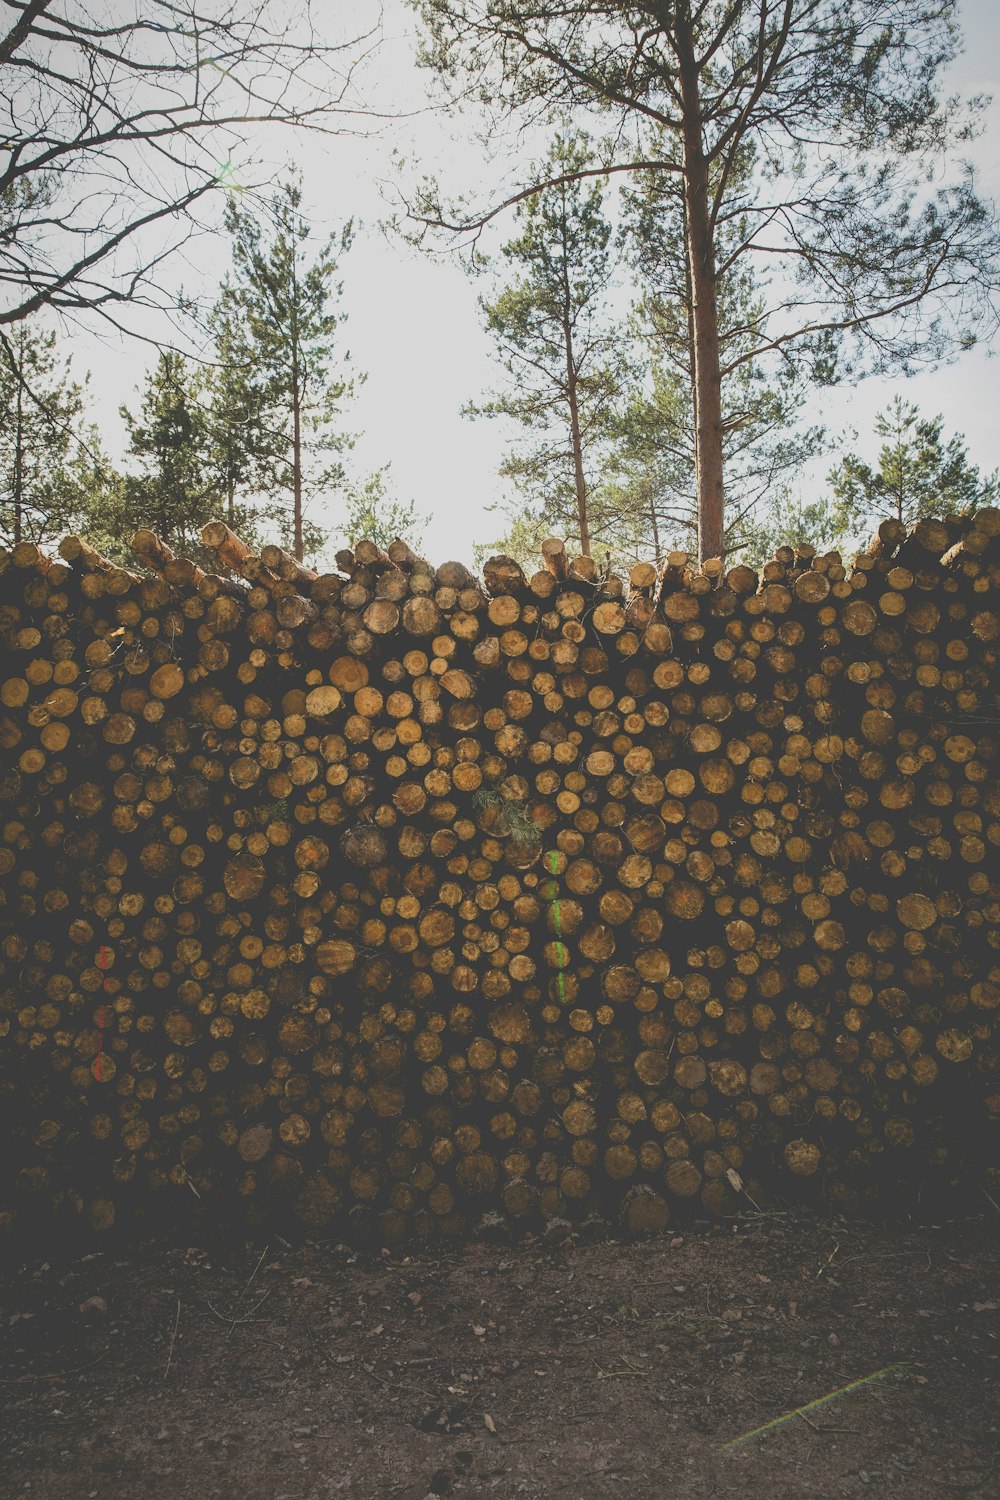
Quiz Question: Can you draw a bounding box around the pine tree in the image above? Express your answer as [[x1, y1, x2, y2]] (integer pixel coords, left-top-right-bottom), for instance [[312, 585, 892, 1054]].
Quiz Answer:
[[199, 292, 270, 532], [828, 398, 997, 543], [415, 0, 999, 561], [0, 321, 92, 547], [466, 131, 624, 556], [119, 352, 221, 561], [472, 509, 555, 574], [616, 145, 824, 556], [599, 366, 696, 563], [219, 177, 360, 561], [343, 468, 427, 551], [735, 487, 844, 568]]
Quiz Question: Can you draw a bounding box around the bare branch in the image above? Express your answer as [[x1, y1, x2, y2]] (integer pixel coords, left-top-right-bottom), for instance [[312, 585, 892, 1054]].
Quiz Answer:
[[0, 1, 384, 327], [0, 0, 51, 67], [409, 157, 681, 238]]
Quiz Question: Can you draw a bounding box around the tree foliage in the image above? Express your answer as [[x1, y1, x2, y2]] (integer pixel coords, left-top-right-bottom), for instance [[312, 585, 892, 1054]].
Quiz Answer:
[[466, 130, 624, 555], [0, 318, 101, 547], [616, 144, 824, 554], [828, 397, 998, 542], [199, 291, 271, 531], [217, 178, 361, 561], [343, 467, 428, 551], [117, 351, 255, 564], [472, 507, 554, 574], [464, 132, 620, 555], [598, 365, 701, 563], [734, 486, 844, 567], [413, 0, 1000, 559]]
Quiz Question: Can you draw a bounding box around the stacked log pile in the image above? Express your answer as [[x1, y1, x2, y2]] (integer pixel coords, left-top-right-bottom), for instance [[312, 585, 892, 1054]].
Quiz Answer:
[[0, 512, 997, 1242]]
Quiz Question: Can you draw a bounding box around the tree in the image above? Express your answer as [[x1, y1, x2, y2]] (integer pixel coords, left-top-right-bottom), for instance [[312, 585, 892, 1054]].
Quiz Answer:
[[472, 507, 555, 574], [199, 290, 271, 530], [70, 464, 133, 565], [734, 485, 843, 567], [219, 178, 361, 561], [828, 397, 997, 543], [343, 467, 428, 551], [599, 365, 700, 563], [0, 1, 373, 330], [118, 351, 223, 561], [616, 142, 823, 554], [413, 0, 1000, 560], [466, 130, 623, 555], [0, 318, 94, 546]]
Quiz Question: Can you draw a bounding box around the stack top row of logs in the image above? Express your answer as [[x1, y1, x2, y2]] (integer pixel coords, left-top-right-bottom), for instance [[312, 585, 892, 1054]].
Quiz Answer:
[[0, 504, 997, 1242]]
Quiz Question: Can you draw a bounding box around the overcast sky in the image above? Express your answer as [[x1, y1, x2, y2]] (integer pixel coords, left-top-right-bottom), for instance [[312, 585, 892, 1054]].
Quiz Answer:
[[69, 0, 1000, 565]]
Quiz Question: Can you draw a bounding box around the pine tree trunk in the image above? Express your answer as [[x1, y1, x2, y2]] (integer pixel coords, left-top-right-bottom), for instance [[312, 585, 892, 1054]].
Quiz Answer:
[[558, 189, 591, 558], [677, 17, 725, 565], [683, 198, 699, 544], [292, 380, 304, 562], [563, 317, 591, 556], [12, 346, 23, 545]]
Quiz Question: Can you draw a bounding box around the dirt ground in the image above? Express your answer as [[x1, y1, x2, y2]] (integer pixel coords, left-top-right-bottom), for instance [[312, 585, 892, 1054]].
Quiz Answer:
[[1, 1214, 997, 1500]]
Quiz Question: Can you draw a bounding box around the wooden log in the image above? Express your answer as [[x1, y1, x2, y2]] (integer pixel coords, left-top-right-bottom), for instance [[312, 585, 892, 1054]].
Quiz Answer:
[[201, 520, 258, 577]]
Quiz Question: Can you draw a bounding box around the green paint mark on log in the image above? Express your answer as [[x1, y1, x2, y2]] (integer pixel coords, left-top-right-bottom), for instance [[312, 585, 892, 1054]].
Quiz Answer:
[[546, 850, 567, 1005]]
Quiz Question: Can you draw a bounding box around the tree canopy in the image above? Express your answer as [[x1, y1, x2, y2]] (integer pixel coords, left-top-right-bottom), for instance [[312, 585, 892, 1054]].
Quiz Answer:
[[412, 0, 1000, 559], [343, 468, 427, 551], [466, 130, 624, 555], [215, 178, 361, 561], [828, 396, 998, 541], [0, 318, 101, 547], [117, 352, 226, 563]]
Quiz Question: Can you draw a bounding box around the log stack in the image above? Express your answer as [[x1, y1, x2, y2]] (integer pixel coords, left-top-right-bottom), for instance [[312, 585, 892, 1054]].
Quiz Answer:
[[0, 511, 997, 1243]]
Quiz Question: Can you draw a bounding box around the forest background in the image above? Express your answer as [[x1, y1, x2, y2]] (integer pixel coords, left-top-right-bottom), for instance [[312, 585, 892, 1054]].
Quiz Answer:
[[3, 0, 1000, 572]]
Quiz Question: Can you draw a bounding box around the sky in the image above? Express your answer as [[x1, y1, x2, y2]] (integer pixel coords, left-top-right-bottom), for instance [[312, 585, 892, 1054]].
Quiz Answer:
[[66, 0, 1000, 566]]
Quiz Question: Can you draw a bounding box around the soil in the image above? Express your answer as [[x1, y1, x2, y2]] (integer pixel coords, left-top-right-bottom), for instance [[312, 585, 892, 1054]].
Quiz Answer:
[[1, 1214, 997, 1500]]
